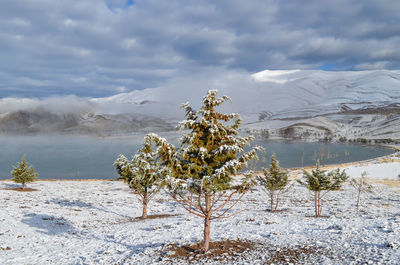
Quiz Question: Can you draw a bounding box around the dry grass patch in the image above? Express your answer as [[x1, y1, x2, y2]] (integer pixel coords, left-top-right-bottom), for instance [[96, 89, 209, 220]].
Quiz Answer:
[[368, 178, 400, 188], [379, 157, 398, 163]]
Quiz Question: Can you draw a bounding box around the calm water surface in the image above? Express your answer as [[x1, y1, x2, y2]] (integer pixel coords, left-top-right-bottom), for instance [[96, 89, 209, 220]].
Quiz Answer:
[[0, 136, 395, 179]]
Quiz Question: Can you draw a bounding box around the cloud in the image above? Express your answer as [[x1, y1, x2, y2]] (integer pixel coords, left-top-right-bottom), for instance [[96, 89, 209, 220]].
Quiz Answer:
[[0, 95, 95, 114], [251, 70, 300, 84], [116, 86, 128, 92], [354, 61, 389, 70], [0, 0, 399, 98]]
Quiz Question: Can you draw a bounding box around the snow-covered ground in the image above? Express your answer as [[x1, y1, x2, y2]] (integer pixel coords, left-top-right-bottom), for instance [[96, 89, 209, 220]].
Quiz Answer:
[[1, 159, 400, 264], [344, 161, 400, 180], [322, 151, 400, 181]]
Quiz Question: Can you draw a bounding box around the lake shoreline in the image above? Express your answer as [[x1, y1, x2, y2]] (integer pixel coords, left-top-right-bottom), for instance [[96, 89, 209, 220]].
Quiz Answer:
[[1, 144, 398, 182]]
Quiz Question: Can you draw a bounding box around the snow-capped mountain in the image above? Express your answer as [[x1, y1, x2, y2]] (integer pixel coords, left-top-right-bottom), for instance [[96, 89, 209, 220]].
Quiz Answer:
[[94, 69, 400, 118], [92, 69, 400, 140], [251, 69, 400, 116], [1, 69, 400, 139]]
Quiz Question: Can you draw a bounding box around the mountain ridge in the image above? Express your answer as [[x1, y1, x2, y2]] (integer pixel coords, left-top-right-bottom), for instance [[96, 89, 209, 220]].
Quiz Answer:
[[1, 69, 400, 140]]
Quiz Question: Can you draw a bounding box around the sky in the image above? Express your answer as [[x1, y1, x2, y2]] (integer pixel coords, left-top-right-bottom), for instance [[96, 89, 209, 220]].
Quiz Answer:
[[1, 0, 400, 98]]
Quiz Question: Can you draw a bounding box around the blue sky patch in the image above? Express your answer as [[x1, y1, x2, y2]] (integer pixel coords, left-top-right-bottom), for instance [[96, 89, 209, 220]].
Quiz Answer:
[[320, 64, 336, 71]]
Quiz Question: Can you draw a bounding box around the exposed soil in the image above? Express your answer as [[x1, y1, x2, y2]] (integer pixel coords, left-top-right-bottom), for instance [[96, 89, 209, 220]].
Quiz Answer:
[[4, 187, 38, 192], [163, 240, 323, 264], [0, 247, 11, 251], [133, 214, 180, 221], [306, 215, 330, 218], [265, 208, 290, 213], [267, 245, 321, 264], [165, 239, 255, 262], [103, 214, 181, 226]]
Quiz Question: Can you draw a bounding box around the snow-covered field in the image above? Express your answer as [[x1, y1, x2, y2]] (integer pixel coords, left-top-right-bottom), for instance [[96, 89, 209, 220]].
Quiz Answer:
[[1, 160, 400, 264]]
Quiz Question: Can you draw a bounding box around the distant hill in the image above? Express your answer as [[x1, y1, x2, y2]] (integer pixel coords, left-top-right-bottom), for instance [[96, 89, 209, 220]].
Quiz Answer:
[[94, 69, 400, 119], [1, 69, 400, 140], [0, 109, 174, 136], [92, 70, 400, 141]]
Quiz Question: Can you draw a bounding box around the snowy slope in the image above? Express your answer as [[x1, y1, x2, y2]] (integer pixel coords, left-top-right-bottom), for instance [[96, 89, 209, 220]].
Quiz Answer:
[[0, 70, 399, 138], [89, 69, 400, 140], [93, 70, 400, 119]]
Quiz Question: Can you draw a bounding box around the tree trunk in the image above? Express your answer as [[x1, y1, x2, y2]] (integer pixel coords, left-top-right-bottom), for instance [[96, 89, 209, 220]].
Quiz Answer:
[[22, 182, 25, 191], [356, 188, 361, 213], [314, 191, 318, 217], [202, 194, 212, 253], [270, 192, 275, 212], [142, 192, 148, 219], [275, 194, 280, 212], [317, 191, 322, 217]]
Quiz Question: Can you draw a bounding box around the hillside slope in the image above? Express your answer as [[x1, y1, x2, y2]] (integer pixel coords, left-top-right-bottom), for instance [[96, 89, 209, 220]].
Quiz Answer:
[[93, 70, 400, 140], [1, 70, 399, 139]]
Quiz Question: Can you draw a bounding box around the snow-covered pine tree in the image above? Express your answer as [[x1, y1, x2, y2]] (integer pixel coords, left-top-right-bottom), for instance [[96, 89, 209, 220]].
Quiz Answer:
[[149, 90, 261, 252], [297, 161, 348, 217], [11, 155, 38, 190], [258, 153, 290, 212], [114, 135, 162, 219]]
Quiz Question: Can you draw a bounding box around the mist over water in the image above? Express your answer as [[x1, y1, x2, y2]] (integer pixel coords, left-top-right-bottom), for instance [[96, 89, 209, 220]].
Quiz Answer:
[[0, 136, 395, 179]]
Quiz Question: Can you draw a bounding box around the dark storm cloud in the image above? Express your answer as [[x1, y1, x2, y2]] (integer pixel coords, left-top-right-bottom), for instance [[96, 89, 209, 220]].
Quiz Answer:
[[0, 0, 399, 97]]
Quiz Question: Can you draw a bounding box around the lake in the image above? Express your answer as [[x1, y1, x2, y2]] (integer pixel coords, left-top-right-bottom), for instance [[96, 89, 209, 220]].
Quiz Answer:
[[0, 135, 395, 179]]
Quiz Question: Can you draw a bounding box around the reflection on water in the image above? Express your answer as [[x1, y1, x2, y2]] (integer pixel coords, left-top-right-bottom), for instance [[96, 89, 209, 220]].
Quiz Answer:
[[253, 140, 394, 169], [0, 136, 395, 179]]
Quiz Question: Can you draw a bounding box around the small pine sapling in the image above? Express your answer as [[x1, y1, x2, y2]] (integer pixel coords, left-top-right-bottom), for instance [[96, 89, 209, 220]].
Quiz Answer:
[[149, 90, 261, 253], [258, 154, 290, 212], [114, 135, 162, 219], [11, 155, 38, 190], [349, 171, 374, 213], [297, 161, 348, 217]]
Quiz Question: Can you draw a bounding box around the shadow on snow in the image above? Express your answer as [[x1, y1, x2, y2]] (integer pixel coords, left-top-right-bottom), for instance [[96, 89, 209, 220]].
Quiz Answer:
[[21, 213, 77, 236]]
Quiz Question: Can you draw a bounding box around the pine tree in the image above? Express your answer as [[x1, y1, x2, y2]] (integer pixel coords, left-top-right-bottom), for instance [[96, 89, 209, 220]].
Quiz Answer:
[[11, 155, 38, 190], [114, 135, 162, 219], [349, 171, 374, 214], [258, 154, 290, 212], [297, 161, 348, 217], [149, 90, 261, 252]]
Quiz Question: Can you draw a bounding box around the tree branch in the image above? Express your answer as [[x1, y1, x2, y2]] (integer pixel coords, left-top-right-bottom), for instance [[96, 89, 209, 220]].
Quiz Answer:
[[172, 195, 205, 218], [211, 191, 246, 219], [212, 190, 238, 213]]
